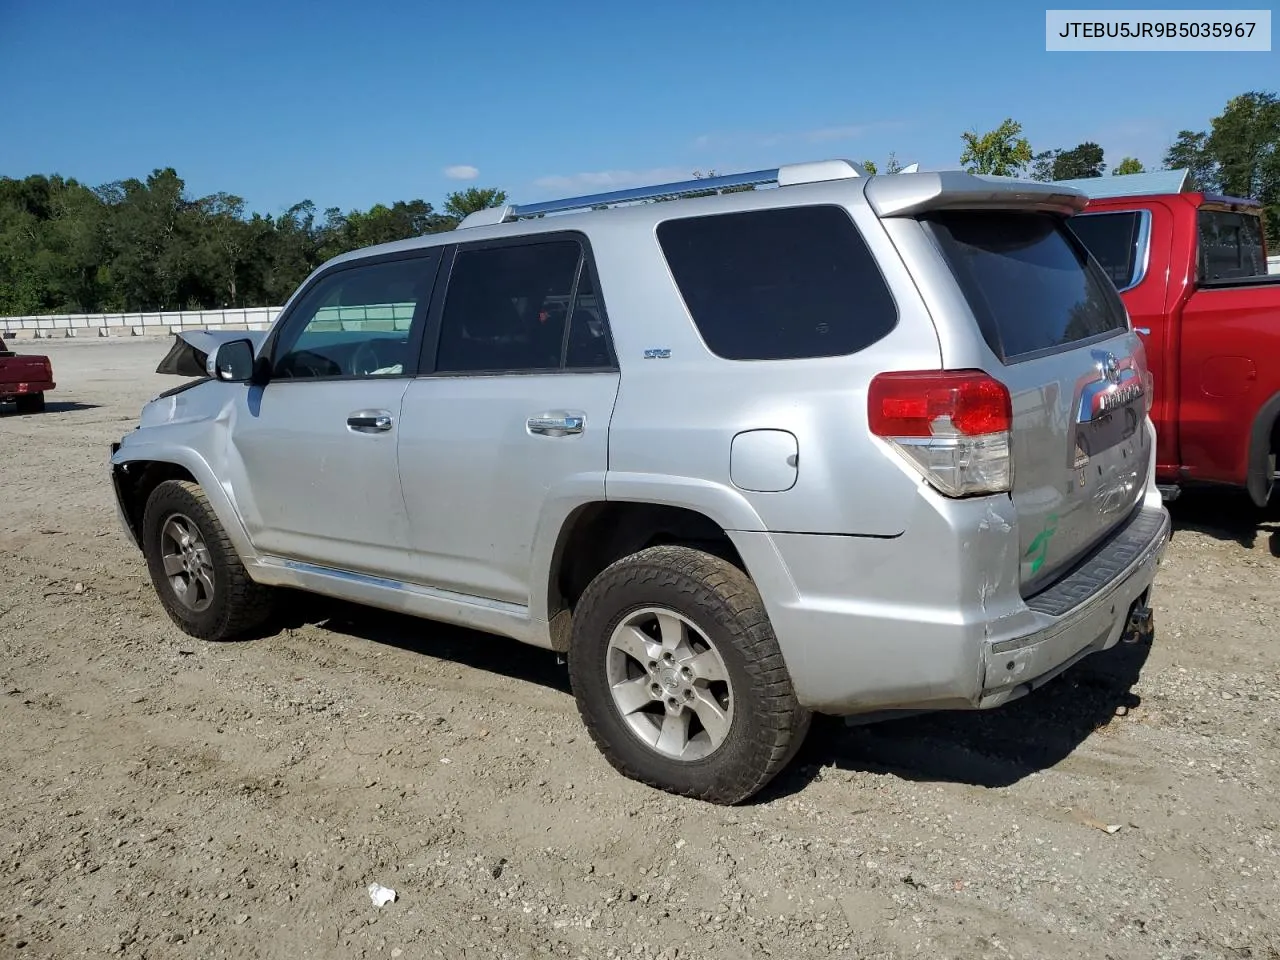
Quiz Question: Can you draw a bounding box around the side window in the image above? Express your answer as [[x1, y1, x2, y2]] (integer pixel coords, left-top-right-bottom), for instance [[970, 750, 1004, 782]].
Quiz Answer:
[[435, 240, 587, 374], [272, 256, 435, 380], [656, 206, 898, 361], [1067, 211, 1147, 290], [564, 264, 615, 369], [1198, 209, 1267, 281]]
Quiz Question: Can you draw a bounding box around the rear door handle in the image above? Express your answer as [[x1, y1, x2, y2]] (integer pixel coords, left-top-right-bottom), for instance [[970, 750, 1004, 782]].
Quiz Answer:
[[527, 414, 584, 436], [347, 411, 394, 433], [1134, 327, 1151, 336]]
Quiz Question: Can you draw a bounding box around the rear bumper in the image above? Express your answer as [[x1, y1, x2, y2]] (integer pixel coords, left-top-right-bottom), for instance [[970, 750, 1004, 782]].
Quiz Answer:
[[0, 379, 55, 398], [976, 506, 1167, 708], [731, 497, 1171, 715]]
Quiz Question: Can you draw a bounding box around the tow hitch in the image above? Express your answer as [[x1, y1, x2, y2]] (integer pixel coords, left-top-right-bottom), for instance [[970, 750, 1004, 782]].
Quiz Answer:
[[1121, 595, 1154, 645]]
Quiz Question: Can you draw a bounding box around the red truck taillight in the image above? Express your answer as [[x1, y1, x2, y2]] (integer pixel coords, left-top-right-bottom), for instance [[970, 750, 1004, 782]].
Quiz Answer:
[[868, 370, 1013, 497]]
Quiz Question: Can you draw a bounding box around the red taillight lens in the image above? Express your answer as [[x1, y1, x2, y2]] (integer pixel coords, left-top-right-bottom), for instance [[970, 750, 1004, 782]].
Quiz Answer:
[[868, 370, 1014, 497], [869, 370, 1012, 438]]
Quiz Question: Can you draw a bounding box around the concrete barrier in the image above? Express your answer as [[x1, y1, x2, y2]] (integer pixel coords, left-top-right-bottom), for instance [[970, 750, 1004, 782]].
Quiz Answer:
[[1, 306, 286, 339]]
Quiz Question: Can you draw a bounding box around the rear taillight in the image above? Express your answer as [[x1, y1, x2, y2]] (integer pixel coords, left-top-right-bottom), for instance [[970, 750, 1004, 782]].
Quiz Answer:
[[868, 370, 1013, 497]]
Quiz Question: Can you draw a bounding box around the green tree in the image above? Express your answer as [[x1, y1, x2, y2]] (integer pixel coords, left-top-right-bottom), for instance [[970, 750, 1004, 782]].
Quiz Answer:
[[1113, 157, 1145, 176], [1164, 90, 1280, 245], [443, 187, 509, 221], [1164, 130, 1216, 188], [1056, 142, 1106, 179], [960, 119, 1033, 177], [1029, 150, 1059, 182], [1029, 142, 1106, 181], [1208, 92, 1280, 200], [860, 155, 903, 176], [0, 167, 514, 316]]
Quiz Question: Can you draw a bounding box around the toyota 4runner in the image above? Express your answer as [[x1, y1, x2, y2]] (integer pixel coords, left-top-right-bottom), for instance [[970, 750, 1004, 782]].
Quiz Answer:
[[110, 161, 1171, 804]]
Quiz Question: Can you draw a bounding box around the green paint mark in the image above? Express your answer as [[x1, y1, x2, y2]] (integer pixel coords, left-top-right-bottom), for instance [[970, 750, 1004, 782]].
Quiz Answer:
[[1024, 513, 1059, 575]]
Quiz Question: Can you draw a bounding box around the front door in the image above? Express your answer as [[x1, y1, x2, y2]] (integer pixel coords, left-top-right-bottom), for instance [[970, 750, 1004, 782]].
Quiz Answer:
[[228, 251, 439, 580], [396, 236, 620, 606]]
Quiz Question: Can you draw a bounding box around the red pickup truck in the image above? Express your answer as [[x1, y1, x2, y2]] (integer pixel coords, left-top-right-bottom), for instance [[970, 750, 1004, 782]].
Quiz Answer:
[[1066, 189, 1280, 507], [0, 334, 56, 413]]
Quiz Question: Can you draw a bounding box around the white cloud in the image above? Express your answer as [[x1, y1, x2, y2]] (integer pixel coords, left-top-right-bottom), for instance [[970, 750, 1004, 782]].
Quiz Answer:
[[443, 164, 479, 180], [532, 167, 694, 194]]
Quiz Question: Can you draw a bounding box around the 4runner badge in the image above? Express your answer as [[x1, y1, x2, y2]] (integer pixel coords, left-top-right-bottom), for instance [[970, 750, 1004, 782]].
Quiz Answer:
[[643, 348, 671, 359]]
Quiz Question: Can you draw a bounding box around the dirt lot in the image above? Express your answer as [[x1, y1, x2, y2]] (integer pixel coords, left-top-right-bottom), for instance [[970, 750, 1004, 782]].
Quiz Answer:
[[1, 337, 1278, 960]]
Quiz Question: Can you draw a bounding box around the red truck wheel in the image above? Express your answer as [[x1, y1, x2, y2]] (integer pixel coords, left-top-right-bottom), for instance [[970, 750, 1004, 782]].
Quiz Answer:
[[15, 392, 44, 414]]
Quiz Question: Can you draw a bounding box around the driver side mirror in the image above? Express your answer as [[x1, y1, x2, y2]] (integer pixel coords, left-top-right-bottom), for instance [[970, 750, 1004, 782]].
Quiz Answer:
[[210, 339, 256, 383]]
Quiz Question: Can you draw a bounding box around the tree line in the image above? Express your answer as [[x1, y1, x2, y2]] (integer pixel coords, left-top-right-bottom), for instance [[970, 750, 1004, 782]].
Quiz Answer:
[[0, 174, 507, 316], [950, 90, 1278, 245], [2, 89, 1275, 317]]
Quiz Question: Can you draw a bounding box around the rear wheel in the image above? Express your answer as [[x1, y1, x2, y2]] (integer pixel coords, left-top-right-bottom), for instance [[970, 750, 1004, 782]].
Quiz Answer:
[[568, 545, 810, 804], [15, 392, 44, 414], [141, 480, 274, 640]]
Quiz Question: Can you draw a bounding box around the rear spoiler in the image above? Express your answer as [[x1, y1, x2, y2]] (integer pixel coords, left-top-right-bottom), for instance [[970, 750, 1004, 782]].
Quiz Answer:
[[865, 171, 1088, 218], [156, 329, 268, 377]]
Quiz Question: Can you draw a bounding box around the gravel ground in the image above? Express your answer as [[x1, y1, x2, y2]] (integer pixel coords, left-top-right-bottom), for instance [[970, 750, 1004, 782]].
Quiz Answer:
[[1, 338, 1278, 960]]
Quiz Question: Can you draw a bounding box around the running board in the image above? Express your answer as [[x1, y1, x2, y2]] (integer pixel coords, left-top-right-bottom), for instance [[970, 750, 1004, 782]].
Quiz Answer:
[[249, 556, 551, 649], [1156, 484, 1181, 502]]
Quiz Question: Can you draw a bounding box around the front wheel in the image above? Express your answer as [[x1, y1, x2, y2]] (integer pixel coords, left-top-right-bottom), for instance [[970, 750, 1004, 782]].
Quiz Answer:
[[141, 480, 274, 641], [568, 545, 810, 804]]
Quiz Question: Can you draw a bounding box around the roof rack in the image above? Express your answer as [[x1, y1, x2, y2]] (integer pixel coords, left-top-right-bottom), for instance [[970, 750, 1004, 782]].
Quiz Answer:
[[456, 159, 874, 228]]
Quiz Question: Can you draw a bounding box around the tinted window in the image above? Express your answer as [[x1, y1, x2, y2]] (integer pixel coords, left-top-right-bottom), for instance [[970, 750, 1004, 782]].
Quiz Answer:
[[273, 257, 434, 379], [926, 212, 1128, 362], [436, 241, 585, 373], [564, 265, 615, 369], [1198, 209, 1267, 281], [1068, 211, 1146, 290], [656, 206, 897, 361]]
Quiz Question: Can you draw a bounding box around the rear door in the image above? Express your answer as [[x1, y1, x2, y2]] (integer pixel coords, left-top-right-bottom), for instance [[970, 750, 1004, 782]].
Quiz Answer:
[[925, 211, 1152, 592], [396, 234, 620, 606]]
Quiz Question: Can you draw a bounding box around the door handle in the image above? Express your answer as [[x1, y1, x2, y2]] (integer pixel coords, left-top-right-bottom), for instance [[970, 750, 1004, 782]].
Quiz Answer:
[[527, 414, 584, 436], [347, 412, 394, 433], [1134, 327, 1151, 336]]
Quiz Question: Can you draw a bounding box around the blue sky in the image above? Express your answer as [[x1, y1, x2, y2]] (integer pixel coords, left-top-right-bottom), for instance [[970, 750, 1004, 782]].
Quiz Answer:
[[2, 0, 1276, 217]]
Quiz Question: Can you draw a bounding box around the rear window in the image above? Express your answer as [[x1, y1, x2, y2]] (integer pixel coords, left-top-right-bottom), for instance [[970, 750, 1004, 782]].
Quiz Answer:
[[1198, 208, 1267, 281], [1067, 211, 1147, 290], [925, 212, 1128, 362], [656, 206, 897, 361]]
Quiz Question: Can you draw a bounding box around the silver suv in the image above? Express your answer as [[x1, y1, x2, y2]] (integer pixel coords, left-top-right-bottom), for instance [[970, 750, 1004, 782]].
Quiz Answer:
[[110, 161, 1170, 804]]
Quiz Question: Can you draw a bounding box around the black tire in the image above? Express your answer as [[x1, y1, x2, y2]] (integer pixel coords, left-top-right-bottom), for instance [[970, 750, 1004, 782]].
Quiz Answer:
[[15, 392, 44, 414], [141, 479, 274, 641], [568, 545, 811, 805]]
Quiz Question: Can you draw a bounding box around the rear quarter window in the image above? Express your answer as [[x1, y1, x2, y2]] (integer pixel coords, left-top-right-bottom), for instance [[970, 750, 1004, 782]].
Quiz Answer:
[[1066, 210, 1148, 291], [925, 211, 1129, 362], [656, 205, 898, 361]]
